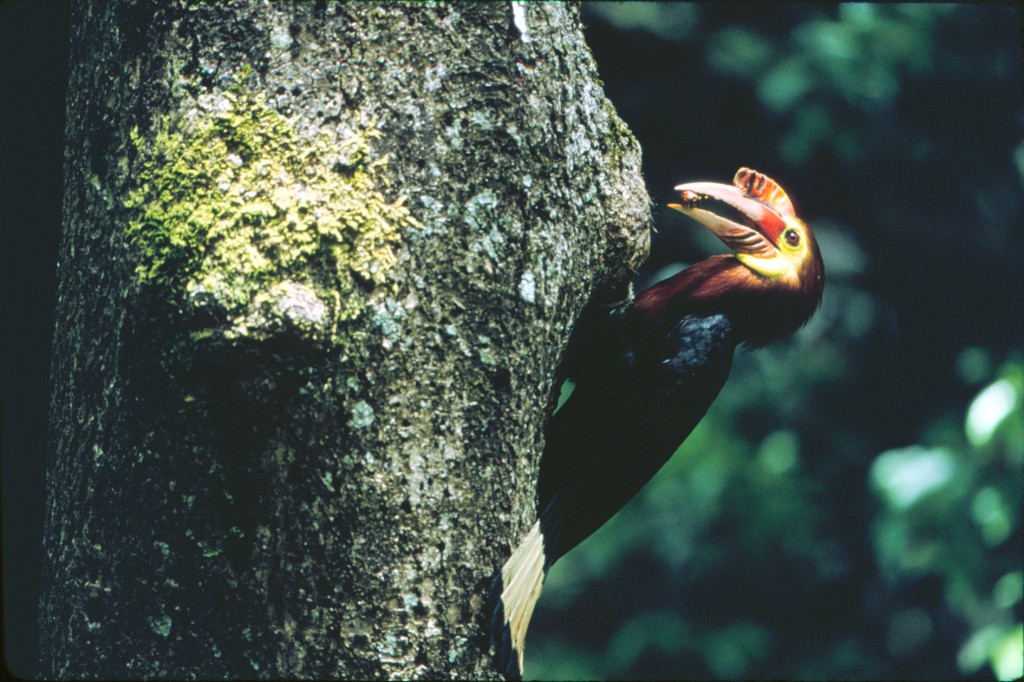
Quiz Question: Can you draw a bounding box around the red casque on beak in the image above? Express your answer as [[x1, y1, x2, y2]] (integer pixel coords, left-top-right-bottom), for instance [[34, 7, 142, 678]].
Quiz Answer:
[[668, 167, 793, 258]]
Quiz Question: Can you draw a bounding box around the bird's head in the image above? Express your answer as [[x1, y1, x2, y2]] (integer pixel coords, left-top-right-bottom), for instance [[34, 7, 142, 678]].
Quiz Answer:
[[659, 167, 825, 346]]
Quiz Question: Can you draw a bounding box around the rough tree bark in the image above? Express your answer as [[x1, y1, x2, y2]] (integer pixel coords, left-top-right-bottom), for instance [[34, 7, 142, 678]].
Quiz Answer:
[[41, 2, 650, 678]]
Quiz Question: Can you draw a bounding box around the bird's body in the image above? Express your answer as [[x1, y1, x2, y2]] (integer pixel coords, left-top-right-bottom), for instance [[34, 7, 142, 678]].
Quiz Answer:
[[538, 307, 735, 565], [491, 169, 825, 680]]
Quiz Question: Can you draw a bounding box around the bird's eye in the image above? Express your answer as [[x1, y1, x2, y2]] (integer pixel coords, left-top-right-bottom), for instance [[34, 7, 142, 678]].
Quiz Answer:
[[784, 229, 800, 246]]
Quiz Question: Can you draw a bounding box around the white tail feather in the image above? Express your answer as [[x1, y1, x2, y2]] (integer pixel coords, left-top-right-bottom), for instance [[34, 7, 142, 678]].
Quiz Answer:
[[500, 520, 546, 674]]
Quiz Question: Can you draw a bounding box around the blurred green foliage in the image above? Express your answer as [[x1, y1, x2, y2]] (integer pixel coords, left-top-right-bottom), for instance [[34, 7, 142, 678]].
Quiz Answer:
[[528, 4, 1022, 680]]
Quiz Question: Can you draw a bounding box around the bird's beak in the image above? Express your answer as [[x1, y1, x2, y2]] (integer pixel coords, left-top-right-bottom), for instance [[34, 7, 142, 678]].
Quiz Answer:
[[668, 181, 786, 258]]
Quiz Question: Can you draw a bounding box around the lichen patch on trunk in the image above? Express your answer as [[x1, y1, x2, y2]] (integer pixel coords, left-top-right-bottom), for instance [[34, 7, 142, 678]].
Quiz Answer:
[[125, 82, 418, 344]]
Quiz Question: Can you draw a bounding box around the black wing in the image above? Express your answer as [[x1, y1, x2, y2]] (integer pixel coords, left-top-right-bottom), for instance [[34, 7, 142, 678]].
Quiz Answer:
[[537, 312, 737, 566]]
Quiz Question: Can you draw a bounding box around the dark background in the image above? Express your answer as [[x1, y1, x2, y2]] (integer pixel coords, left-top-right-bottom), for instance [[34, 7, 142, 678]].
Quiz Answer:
[[2, 0, 71, 677], [2, 2, 1021, 679], [528, 4, 1022, 680]]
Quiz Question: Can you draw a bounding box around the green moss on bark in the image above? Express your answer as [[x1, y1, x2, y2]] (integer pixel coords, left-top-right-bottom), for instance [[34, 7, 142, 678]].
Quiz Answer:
[[125, 86, 416, 342]]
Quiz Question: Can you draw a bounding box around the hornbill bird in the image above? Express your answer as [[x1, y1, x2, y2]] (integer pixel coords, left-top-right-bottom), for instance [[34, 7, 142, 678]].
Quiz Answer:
[[490, 168, 825, 679]]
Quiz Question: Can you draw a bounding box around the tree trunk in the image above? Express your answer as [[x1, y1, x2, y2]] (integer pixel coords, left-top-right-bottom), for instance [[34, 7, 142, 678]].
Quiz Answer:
[[41, 1, 649, 678]]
